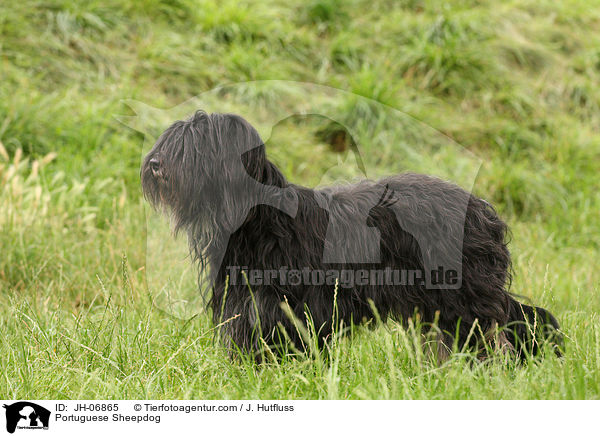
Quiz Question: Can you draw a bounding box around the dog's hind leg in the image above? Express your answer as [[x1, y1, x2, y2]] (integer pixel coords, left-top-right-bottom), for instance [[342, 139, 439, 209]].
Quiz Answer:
[[422, 329, 452, 364], [484, 321, 515, 356]]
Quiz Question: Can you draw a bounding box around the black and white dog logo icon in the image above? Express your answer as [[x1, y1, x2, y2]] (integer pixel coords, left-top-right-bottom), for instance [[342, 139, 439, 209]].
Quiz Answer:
[[3, 402, 50, 433]]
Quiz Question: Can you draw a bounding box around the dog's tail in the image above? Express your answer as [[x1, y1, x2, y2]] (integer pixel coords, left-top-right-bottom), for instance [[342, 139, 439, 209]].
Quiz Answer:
[[504, 298, 563, 359]]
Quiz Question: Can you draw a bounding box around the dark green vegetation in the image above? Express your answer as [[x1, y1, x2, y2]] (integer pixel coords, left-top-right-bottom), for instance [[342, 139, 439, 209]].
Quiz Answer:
[[1, 0, 599, 399]]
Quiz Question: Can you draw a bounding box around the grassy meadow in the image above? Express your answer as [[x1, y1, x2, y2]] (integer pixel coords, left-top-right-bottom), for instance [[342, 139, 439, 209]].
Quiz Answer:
[[1, 0, 599, 399]]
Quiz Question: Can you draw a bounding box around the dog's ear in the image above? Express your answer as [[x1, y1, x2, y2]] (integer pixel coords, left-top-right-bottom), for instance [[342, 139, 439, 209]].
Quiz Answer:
[[214, 117, 298, 233], [218, 149, 298, 233]]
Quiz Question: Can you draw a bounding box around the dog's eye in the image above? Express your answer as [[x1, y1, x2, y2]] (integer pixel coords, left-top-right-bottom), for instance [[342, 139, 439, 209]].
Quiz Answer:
[[149, 158, 160, 173]]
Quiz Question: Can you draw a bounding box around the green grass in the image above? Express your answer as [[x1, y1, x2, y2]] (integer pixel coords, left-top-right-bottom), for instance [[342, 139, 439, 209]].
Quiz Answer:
[[1, 0, 599, 399]]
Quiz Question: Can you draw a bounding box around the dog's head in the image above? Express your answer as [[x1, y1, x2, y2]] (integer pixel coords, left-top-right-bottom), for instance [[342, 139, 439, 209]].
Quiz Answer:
[[141, 111, 271, 232]]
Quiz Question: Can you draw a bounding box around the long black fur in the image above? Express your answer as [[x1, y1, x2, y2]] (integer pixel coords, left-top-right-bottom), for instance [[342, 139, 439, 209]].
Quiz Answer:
[[141, 110, 562, 360]]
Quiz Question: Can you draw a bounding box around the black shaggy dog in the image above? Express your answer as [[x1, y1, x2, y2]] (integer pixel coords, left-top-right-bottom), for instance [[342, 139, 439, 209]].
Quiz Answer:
[[142, 110, 562, 361]]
